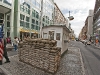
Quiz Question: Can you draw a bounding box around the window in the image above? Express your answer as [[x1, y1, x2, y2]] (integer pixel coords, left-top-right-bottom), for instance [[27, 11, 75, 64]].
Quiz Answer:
[[49, 31, 54, 40], [36, 26, 38, 30], [56, 33, 60, 40], [7, 15, 10, 20], [20, 14, 25, 20], [20, 5, 24, 12], [43, 18, 45, 22], [20, 21, 24, 26], [32, 19, 35, 24], [36, 21, 38, 25], [26, 17, 29, 22], [31, 24, 35, 29], [32, 0, 36, 5], [7, 31, 10, 37], [26, 22, 29, 28], [43, 33, 47, 39], [7, 22, 10, 27], [32, 10, 35, 17], [3, 0, 12, 6], [42, 23, 44, 27]]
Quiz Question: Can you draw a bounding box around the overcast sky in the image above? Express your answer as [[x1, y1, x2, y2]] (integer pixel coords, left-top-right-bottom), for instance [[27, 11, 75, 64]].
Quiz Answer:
[[54, 0, 95, 37]]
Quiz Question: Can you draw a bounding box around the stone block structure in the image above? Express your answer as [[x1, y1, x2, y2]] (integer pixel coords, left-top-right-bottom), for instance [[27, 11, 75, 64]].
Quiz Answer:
[[18, 39, 61, 73]]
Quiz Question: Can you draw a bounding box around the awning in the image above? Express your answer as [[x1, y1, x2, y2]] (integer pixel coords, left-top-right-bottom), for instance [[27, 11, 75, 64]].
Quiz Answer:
[[20, 28, 38, 33]]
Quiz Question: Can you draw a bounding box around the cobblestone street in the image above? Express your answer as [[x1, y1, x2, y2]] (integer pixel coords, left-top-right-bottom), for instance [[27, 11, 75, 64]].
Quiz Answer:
[[0, 47, 84, 75]]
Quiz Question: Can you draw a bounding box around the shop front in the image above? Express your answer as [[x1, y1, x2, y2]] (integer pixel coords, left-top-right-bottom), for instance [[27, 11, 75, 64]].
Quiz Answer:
[[20, 28, 38, 40]]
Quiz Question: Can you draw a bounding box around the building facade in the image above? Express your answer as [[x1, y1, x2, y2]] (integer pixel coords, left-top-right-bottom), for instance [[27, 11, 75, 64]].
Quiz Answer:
[[0, 0, 54, 40], [87, 10, 94, 40], [93, 0, 100, 41], [0, 0, 14, 40], [79, 17, 88, 40], [53, 3, 69, 28]]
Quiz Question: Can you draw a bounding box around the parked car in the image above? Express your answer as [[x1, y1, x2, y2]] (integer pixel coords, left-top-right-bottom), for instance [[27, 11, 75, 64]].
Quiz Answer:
[[87, 41, 91, 45]]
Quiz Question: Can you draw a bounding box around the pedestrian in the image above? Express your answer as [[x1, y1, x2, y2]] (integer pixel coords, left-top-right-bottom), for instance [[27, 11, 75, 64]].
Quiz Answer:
[[0, 36, 10, 65], [13, 37, 19, 51], [3, 36, 10, 63], [95, 39, 99, 46]]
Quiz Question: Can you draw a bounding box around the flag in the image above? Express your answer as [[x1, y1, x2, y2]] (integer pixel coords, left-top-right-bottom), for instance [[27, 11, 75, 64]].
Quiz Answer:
[[0, 39, 4, 60]]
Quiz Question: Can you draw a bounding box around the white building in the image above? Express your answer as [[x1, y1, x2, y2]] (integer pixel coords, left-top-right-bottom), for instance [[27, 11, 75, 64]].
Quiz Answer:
[[42, 25, 70, 54], [87, 10, 94, 40]]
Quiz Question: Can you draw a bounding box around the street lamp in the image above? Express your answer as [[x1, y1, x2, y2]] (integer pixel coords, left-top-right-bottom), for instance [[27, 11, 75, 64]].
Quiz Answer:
[[68, 11, 74, 21], [40, 0, 43, 38]]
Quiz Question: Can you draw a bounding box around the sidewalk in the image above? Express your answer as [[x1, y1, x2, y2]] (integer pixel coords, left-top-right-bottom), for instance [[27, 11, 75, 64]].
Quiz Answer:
[[0, 47, 85, 75], [91, 43, 100, 49]]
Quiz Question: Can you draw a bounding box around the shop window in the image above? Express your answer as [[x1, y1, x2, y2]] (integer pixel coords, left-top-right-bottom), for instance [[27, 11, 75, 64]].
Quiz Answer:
[[56, 33, 60, 40], [49, 31, 54, 40]]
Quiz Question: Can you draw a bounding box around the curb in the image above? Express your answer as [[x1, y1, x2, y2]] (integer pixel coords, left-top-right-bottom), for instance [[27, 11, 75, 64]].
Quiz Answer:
[[0, 66, 12, 75], [78, 48, 86, 75]]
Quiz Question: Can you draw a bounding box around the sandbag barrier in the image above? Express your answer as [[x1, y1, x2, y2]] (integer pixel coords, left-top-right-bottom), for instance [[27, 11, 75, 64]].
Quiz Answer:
[[18, 39, 61, 74]]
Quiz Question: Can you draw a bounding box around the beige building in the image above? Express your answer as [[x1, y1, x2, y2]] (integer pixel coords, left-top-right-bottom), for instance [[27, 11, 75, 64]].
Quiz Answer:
[[53, 3, 69, 28], [79, 17, 88, 40], [87, 10, 94, 40]]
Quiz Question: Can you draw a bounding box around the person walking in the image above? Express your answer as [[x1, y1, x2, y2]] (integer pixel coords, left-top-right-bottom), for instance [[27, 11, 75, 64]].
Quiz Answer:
[[0, 36, 10, 65], [13, 37, 19, 51], [3, 37, 10, 63]]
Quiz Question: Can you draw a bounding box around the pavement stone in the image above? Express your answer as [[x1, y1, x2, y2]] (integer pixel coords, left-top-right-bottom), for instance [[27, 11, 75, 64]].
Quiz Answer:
[[0, 47, 85, 75], [0, 68, 7, 75]]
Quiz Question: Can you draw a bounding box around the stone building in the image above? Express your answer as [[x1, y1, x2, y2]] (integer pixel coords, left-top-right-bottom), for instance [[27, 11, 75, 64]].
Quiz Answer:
[[53, 3, 69, 28], [79, 17, 88, 40]]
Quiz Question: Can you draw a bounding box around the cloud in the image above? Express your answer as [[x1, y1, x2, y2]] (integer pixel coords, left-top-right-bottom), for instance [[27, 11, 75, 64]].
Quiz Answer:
[[54, 0, 95, 37]]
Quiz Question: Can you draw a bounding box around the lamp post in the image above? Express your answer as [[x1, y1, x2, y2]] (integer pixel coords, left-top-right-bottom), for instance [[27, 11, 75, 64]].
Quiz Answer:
[[40, 0, 43, 38], [67, 11, 74, 40]]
